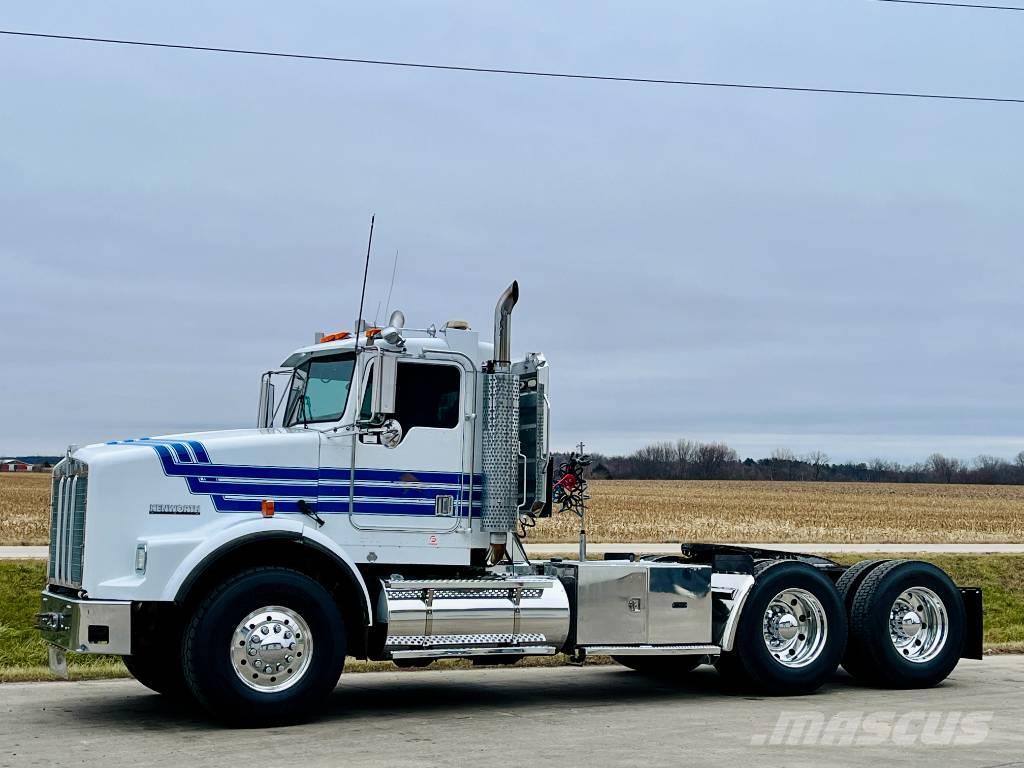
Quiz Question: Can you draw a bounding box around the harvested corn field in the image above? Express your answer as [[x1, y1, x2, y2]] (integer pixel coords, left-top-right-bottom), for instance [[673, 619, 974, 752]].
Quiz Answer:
[[0, 474, 50, 546], [3, 473, 1023, 545], [530, 480, 1024, 544]]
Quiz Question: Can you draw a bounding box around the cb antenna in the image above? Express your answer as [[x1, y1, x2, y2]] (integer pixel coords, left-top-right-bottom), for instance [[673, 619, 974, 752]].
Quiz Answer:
[[352, 214, 375, 357], [347, 214, 375, 526], [384, 248, 399, 321]]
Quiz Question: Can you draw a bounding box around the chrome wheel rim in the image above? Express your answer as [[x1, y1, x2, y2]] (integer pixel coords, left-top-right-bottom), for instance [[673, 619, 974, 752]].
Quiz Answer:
[[763, 588, 828, 669], [889, 587, 948, 663], [231, 605, 313, 692]]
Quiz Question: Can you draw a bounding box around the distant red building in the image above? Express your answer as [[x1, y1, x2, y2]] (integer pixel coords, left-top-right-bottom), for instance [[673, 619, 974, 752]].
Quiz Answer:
[[0, 459, 36, 472]]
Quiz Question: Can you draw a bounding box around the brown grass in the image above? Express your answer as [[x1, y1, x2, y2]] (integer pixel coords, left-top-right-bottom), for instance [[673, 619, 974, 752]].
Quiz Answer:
[[531, 480, 1024, 543], [3, 474, 1024, 545], [0, 474, 50, 546]]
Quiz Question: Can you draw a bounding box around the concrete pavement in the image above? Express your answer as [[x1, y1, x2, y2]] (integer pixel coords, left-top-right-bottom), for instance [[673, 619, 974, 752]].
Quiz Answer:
[[1, 658, 1022, 767], [0, 546, 47, 559]]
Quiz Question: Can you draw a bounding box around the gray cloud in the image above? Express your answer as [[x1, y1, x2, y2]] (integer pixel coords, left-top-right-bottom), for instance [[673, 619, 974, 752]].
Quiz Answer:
[[1, 0, 1022, 463]]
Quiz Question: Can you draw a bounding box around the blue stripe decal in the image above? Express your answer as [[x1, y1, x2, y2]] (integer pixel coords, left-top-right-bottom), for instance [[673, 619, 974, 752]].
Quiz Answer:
[[210, 497, 474, 515], [108, 438, 482, 516]]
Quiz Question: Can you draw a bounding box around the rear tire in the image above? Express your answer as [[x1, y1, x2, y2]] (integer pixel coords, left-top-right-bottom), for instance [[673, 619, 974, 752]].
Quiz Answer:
[[834, 559, 890, 680], [845, 560, 964, 688], [716, 560, 846, 695], [182, 567, 347, 725], [613, 655, 703, 677]]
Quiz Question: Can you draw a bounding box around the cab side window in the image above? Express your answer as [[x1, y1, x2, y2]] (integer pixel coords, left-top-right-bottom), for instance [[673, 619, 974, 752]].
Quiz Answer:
[[360, 362, 461, 431], [395, 363, 460, 430]]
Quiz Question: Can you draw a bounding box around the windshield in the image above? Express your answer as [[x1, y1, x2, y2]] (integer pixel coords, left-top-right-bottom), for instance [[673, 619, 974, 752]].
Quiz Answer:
[[283, 353, 356, 426]]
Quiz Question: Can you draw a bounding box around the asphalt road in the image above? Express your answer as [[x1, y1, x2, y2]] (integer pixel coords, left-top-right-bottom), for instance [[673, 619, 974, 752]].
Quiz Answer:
[[2, 658, 1022, 768], [6, 543, 1024, 560]]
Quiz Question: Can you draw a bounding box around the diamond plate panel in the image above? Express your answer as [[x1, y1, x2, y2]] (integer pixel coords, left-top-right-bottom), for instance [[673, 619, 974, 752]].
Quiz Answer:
[[385, 633, 548, 648]]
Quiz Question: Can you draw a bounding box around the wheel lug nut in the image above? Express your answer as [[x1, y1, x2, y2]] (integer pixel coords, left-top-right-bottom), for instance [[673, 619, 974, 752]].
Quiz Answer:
[[274, 624, 282, 633], [247, 648, 257, 656], [261, 626, 270, 635], [284, 631, 292, 640], [263, 664, 273, 674], [250, 634, 260, 643], [285, 655, 293, 663], [255, 658, 263, 667]]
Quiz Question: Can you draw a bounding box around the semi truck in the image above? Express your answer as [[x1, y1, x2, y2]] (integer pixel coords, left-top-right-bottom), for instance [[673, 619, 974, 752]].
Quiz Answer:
[[36, 281, 983, 725]]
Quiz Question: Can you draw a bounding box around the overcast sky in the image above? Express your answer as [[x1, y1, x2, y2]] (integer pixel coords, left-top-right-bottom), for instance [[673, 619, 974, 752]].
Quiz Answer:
[[2, 1, 1022, 463]]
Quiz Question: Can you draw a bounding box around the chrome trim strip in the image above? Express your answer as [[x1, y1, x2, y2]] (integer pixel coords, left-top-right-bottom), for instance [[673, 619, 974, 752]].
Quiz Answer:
[[384, 577, 556, 591], [582, 644, 720, 656]]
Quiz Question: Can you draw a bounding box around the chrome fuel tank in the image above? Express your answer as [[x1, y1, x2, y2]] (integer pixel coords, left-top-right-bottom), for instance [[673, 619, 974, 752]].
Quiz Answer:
[[378, 576, 570, 656], [545, 560, 713, 647]]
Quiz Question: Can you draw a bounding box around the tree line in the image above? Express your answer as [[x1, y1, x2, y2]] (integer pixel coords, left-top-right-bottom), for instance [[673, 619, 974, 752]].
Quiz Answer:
[[566, 440, 1024, 485]]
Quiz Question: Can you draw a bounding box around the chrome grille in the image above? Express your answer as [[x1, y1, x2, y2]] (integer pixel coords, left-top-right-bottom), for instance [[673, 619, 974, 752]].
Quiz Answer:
[[48, 457, 88, 588]]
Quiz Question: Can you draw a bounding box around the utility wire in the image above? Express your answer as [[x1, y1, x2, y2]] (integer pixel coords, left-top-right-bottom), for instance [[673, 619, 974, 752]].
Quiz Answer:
[[0, 28, 1021, 105], [875, 0, 1024, 11]]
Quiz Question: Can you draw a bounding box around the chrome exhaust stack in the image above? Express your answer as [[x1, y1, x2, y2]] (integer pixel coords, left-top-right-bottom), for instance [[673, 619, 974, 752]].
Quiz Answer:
[[483, 281, 521, 564], [492, 280, 519, 371]]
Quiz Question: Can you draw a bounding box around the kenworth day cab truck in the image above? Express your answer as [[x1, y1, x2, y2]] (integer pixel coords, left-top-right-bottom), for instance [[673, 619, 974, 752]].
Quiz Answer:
[[37, 282, 983, 725]]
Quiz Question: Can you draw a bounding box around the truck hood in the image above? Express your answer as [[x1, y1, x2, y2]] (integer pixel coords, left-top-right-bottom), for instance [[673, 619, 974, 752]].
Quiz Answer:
[[64, 428, 321, 599], [77, 428, 319, 468], [74, 428, 322, 515]]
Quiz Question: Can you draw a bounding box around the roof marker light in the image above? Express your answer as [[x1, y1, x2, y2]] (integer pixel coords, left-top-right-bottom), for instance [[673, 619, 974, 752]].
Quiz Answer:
[[319, 331, 351, 344]]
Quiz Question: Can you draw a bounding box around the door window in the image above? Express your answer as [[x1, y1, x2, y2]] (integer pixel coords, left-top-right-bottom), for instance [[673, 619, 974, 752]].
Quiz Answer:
[[361, 362, 461, 431]]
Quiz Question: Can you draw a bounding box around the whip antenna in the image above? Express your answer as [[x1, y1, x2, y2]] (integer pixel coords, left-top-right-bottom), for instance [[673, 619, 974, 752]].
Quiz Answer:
[[347, 215, 375, 525], [352, 215, 375, 356], [384, 248, 399, 321]]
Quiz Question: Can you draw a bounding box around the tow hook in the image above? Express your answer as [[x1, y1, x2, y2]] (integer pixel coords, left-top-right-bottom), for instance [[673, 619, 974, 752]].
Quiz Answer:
[[34, 612, 66, 632]]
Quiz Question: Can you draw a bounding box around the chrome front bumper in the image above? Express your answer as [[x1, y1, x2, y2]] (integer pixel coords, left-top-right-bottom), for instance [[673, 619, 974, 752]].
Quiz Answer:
[[35, 589, 132, 656]]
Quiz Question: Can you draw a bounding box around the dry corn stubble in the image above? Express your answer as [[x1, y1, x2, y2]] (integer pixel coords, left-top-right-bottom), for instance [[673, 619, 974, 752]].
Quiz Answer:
[[3, 474, 1023, 545]]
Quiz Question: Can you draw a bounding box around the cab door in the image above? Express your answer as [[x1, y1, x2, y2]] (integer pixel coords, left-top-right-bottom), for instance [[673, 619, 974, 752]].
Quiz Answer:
[[345, 355, 472, 532]]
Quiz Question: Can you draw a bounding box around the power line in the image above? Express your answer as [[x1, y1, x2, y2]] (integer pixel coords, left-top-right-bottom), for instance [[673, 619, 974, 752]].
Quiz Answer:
[[875, 0, 1024, 11], [1, 28, 1021, 105]]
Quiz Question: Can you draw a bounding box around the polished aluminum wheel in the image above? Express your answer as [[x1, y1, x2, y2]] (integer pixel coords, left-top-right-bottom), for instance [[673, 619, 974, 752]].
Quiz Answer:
[[889, 587, 948, 663], [762, 588, 828, 669], [230, 605, 313, 693]]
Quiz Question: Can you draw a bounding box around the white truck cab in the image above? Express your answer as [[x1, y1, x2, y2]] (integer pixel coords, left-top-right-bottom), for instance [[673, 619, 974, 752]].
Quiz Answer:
[[36, 282, 982, 726]]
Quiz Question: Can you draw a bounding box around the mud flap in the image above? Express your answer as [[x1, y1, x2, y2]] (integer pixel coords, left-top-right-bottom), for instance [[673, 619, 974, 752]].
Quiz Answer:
[[48, 645, 69, 679], [960, 587, 984, 660]]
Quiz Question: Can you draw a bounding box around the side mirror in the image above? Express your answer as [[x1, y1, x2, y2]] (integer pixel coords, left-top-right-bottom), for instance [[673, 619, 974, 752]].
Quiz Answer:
[[368, 351, 398, 422], [257, 374, 275, 428]]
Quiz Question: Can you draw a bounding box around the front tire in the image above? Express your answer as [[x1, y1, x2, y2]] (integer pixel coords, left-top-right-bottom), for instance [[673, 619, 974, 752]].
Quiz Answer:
[[717, 560, 846, 695], [123, 651, 188, 698], [123, 610, 188, 698], [182, 567, 347, 725]]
